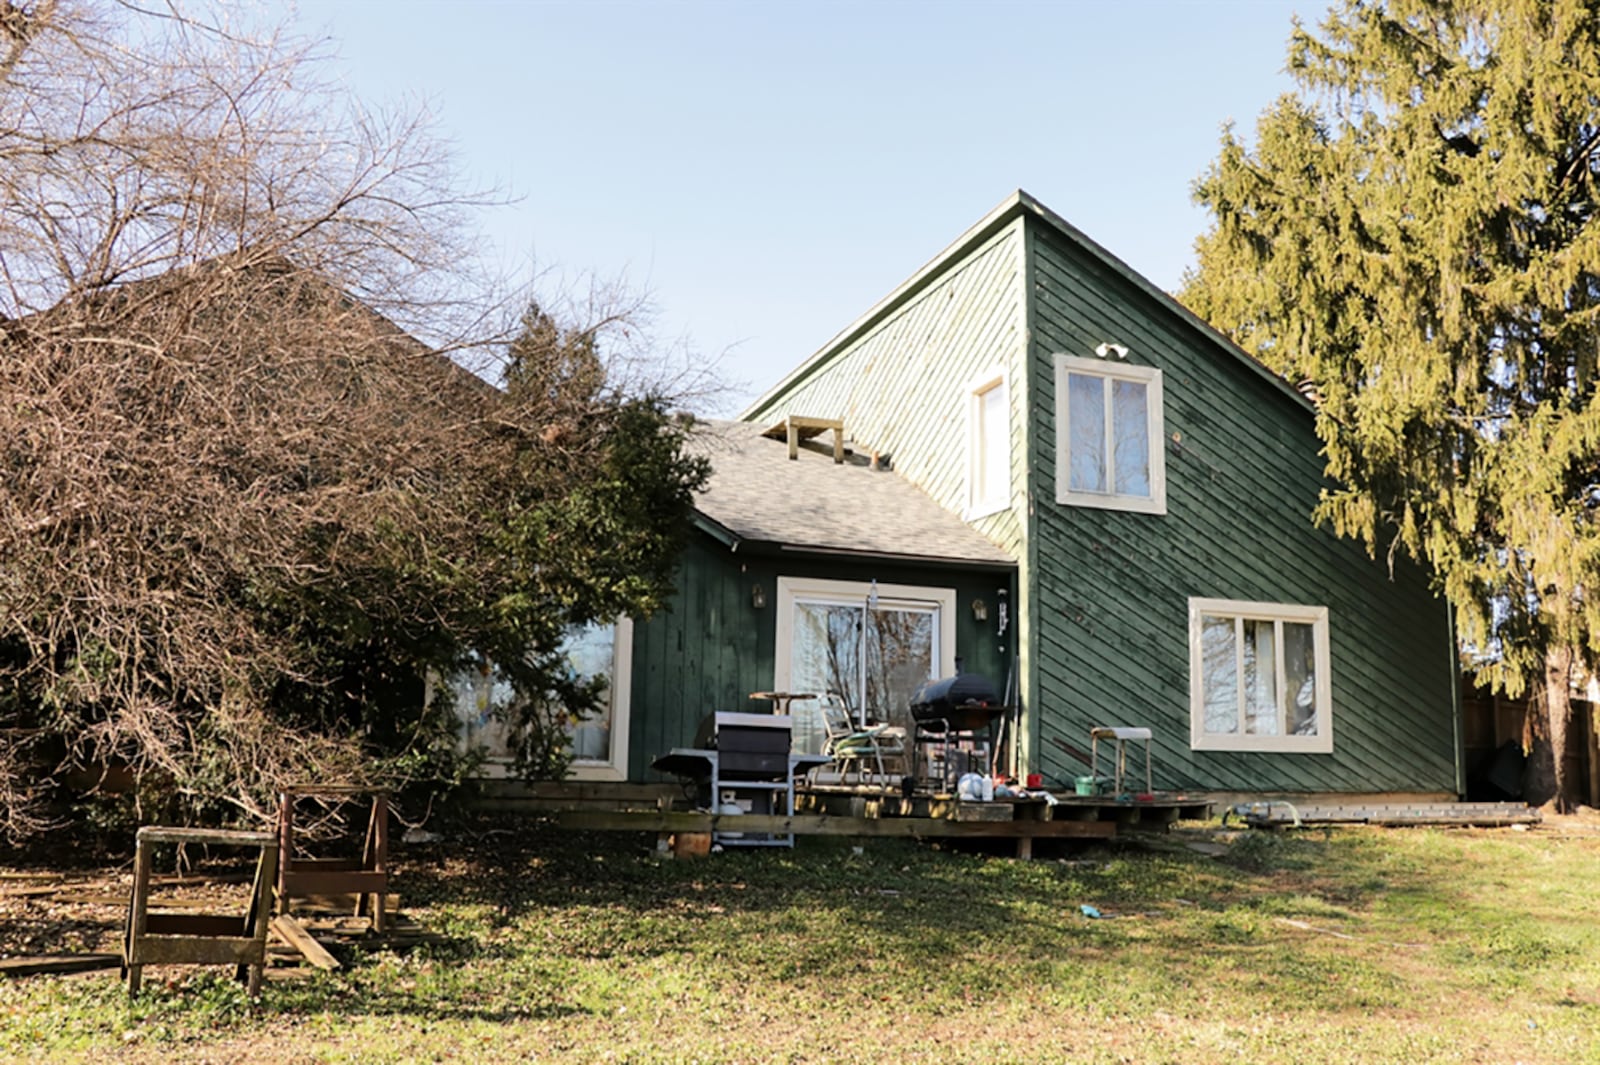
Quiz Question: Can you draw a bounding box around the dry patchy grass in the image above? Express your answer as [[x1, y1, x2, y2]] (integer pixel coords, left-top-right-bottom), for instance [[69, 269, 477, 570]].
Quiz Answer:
[[4, 816, 1600, 1063]]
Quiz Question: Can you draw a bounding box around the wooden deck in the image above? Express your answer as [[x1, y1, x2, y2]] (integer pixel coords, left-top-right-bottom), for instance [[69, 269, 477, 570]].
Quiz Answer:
[[558, 788, 1212, 859]]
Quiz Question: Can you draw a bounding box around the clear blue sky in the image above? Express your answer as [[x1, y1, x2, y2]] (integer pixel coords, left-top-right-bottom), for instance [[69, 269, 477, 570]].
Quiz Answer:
[[279, 0, 1312, 411]]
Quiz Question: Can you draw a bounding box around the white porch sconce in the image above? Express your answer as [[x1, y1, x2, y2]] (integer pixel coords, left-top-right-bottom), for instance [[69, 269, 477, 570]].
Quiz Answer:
[[751, 583, 767, 610], [971, 598, 988, 622], [1095, 342, 1129, 359]]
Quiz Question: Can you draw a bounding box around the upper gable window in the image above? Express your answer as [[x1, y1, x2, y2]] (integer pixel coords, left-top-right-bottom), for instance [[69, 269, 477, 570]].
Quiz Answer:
[[1053, 354, 1166, 515], [966, 371, 1009, 518]]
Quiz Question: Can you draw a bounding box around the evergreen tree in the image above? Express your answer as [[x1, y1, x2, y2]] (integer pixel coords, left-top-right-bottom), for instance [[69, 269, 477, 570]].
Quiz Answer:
[[1183, 0, 1600, 808]]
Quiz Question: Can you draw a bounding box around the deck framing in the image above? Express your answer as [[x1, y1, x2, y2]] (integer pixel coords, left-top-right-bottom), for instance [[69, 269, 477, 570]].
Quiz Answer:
[[557, 789, 1211, 857]]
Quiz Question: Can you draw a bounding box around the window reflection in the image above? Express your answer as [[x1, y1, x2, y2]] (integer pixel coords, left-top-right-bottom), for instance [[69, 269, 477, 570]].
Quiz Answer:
[[1067, 372, 1106, 493], [445, 622, 619, 768], [788, 597, 937, 754], [1112, 378, 1149, 496]]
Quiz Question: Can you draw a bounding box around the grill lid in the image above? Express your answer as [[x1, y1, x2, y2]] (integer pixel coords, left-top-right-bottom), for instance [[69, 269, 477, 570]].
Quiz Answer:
[[910, 672, 1004, 732]]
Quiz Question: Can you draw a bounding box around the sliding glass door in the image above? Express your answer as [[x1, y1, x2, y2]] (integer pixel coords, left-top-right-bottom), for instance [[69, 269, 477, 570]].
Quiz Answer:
[[776, 578, 955, 753]]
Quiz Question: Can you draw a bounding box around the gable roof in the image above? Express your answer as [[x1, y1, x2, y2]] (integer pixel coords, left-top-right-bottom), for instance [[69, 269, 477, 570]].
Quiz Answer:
[[689, 420, 1014, 568], [743, 189, 1310, 417]]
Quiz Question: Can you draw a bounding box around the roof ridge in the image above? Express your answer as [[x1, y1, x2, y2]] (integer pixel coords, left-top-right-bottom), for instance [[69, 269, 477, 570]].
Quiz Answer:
[[740, 190, 1309, 419]]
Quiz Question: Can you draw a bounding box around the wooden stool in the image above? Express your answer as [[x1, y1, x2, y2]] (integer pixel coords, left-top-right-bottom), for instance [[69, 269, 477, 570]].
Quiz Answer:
[[122, 826, 278, 996], [276, 787, 390, 932]]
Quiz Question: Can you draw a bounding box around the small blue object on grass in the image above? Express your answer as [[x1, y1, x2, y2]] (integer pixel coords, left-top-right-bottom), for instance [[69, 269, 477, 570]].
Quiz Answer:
[[1079, 904, 1103, 919]]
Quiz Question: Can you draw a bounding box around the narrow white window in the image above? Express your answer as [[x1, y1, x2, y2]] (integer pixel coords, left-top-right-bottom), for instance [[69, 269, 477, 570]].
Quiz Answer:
[[1054, 354, 1166, 514], [1189, 598, 1332, 753], [967, 371, 1009, 518]]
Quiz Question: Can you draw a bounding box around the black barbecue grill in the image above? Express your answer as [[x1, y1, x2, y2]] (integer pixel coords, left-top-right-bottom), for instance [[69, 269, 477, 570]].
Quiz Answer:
[[693, 711, 794, 780], [910, 672, 1006, 734], [650, 711, 829, 849], [909, 670, 1010, 792]]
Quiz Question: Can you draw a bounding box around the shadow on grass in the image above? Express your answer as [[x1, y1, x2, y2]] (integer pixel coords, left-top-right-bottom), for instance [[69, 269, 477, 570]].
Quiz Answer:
[[379, 817, 1411, 982], [13, 814, 1597, 1050]]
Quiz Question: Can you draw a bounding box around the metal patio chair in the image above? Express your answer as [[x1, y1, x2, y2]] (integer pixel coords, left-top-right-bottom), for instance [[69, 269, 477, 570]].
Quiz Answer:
[[818, 694, 906, 788]]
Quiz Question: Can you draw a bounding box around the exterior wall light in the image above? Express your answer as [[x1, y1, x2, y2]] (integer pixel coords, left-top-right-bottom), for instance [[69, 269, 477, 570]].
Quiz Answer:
[[751, 583, 767, 610]]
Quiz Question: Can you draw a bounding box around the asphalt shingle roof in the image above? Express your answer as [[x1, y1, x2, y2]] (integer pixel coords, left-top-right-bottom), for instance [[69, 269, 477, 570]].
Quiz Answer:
[[690, 420, 1014, 567]]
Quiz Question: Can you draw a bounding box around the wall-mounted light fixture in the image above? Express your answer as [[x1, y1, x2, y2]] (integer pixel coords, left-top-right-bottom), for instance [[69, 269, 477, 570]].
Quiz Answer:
[[1095, 342, 1130, 359], [751, 583, 766, 610], [971, 598, 988, 622]]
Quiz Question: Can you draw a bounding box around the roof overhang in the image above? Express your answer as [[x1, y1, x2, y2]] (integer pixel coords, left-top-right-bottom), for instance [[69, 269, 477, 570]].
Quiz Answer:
[[691, 512, 1015, 571]]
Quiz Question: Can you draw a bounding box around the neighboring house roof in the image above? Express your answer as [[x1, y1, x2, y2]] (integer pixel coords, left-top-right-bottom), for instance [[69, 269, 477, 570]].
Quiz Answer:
[[743, 188, 1311, 417], [690, 419, 1014, 568]]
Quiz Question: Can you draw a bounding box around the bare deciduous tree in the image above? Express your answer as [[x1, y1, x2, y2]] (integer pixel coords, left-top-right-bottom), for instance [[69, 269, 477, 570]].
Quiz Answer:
[[0, 1, 708, 839]]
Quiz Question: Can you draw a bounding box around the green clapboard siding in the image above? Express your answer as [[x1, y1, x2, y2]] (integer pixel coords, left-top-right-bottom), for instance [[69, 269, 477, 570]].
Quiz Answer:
[[745, 218, 1028, 561], [626, 536, 1013, 781], [1023, 216, 1456, 794]]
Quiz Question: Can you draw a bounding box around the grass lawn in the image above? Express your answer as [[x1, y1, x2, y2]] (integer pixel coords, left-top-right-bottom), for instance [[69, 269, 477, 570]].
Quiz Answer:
[[4, 815, 1600, 1063]]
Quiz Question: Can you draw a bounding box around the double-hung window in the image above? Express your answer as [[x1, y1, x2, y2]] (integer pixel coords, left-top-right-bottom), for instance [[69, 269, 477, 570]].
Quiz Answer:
[[1188, 598, 1332, 753], [966, 371, 1009, 518], [1053, 354, 1166, 514]]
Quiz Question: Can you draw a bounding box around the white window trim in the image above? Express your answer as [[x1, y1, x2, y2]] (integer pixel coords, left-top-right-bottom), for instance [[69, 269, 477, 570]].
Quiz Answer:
[[1053, 354, 1167, 515], [773, 577, 957, 700], [1188, 598, 1333, 754], [965, 368, 1010, 521], [567, 617, 633, 782], [433, 618, 634, 782]]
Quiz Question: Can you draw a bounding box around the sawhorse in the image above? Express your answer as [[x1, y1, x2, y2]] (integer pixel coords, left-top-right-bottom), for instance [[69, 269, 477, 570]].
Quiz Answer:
[[122, 826, 278, 996], [276, 787, 390, 932]]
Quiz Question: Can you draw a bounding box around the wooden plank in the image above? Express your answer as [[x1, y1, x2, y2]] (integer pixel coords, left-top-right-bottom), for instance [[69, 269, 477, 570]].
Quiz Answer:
[[269, 914, 341, 971], [128, 936, 261, 966], [144, 913, 250, 937], [0, 953, 122, 977], [136, 826, 276, 847], [472, 781, 680, 806], [288, 892, 400, 914], [286, 858, 367, 872], [558, 810, 1115, 839], [281, 869, 386, 896], [1, 885, 77, 899], [125, 833, 153, 994]]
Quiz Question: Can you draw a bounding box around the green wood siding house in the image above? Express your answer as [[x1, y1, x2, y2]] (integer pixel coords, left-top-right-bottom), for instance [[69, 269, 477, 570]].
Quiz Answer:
[[723, 190, 1461, 797], [464, 191, 1458, 798]]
